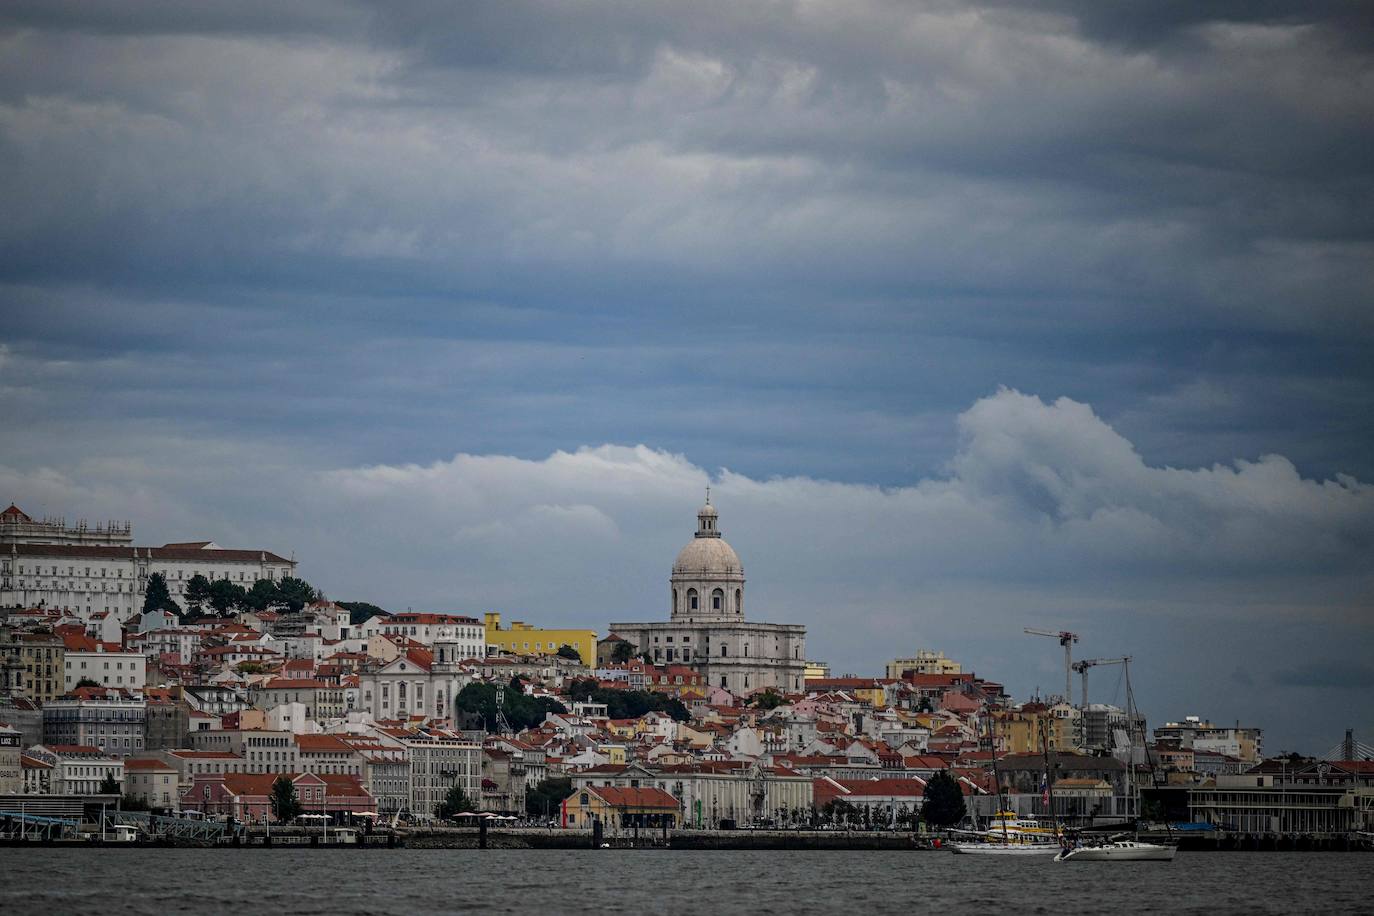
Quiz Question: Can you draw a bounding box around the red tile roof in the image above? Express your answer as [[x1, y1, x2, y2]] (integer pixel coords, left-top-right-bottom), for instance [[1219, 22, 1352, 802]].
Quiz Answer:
[[384, 612, 481, 625], [586, 785, 681, 809], [295, 734, 356, 753], [7, 543, 290, 563]]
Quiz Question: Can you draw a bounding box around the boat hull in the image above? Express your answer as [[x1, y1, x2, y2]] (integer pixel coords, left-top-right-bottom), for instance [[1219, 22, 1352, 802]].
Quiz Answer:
[[1055, 843, 1175, 862], [951, 842, 1060, 856]]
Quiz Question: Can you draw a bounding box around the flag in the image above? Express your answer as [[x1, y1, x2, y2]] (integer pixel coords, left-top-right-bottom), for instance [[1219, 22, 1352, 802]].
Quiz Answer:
[[1040, 775, 1049, 806]]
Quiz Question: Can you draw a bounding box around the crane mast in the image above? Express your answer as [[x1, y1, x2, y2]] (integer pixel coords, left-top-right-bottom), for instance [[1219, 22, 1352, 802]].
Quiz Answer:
[[1023, 627, 1079, 704]]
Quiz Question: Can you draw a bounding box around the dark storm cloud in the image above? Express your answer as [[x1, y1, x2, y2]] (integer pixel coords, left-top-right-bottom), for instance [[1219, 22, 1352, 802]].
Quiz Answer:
[[1, 2, 1371, 752], [988, 1, 1374, 52], [1274, 661, 1374, 690]]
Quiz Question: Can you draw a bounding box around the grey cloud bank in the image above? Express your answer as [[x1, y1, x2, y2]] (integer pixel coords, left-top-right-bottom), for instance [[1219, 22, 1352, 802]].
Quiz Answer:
[[1, 2, 1372, 752]]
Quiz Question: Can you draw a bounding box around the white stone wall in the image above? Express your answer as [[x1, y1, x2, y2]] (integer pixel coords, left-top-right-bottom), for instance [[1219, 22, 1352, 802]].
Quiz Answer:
[[64, 651, 147, 692]]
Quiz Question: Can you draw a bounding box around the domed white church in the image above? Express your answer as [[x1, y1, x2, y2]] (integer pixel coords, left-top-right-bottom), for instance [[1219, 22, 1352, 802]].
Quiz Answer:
[[609, 496, 806, 694]]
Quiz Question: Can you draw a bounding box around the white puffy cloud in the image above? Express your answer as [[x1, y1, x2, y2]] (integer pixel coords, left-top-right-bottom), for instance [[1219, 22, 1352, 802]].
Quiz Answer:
[[301, 389, 1370, 604]]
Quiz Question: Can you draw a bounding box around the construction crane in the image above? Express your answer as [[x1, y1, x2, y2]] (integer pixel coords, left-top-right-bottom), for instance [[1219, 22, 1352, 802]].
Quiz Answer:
[[1071, 656, 1131, 709], [1024, 628, 1079, 703], [493, 685, 513, 735]]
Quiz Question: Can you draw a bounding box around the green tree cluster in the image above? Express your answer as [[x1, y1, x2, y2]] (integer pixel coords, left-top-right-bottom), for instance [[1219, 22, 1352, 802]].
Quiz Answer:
[[182, 574, 322, 617], [336, 601, 389, 627], [921, 770, 967, 827], [750, 689, 785, 710], [566, 679, 690, 722], [98, 773, 121, 796], [140, 572, 182, 618], [555, 644, 582, 662], [270, 776, 304, 822], [525, 777, 574, 817], [435, 784, 476, 819], [455, 682, 568, 733], [609, 641, 634, 664]]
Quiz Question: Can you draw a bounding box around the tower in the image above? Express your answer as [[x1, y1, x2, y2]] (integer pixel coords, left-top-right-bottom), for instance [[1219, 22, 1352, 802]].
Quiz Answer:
[[670, 492, 745, 621]]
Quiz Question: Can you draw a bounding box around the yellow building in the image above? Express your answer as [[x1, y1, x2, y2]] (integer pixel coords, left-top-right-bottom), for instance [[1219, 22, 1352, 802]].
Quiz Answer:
[[484, 613, 596, 666], [606, 720, 639, 739], [993, 704, 1081, 754], [562, 785, 681, 829], [803, 660, 830, 680], [885, 651, 961, 679]]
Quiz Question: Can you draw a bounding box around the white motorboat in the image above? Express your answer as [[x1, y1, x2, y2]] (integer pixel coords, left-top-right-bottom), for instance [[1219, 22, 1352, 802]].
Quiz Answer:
[[1054, 840, 1175, 862]]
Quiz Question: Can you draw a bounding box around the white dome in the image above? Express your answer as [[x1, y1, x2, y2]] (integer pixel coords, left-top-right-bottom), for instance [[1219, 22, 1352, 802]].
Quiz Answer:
[[673, 536, 742, 576]]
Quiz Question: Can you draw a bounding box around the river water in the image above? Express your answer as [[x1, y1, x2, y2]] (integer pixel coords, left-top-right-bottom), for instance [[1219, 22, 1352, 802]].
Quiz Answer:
[[2, 848, 1369, 914]]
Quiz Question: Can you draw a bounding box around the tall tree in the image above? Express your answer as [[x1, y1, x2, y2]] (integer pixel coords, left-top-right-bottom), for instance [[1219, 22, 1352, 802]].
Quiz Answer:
[[275, 576, 318, 612], [245, 578, 281, 612], [435, 784, 476, 819], [610, 641, 634, 664], [99, 773, 121, 795], [208, 578, 247, 615], [141, 572, 181, 618], [184, 574, 212, 613], [556, 644, 582, 662], [921, 770, 967, 827], [270, 776, 303, 822]]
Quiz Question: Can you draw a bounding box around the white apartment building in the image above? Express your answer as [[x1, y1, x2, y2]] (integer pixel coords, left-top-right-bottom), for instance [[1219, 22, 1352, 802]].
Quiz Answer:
[[362, 613, 485, 655], [130, 627, 201, 665], [42, 689, 147, 757], [28, 744, 125, 795], [396, 728, 483, 820], [189, 728, 299, 774], [63, 648, 147, 692]]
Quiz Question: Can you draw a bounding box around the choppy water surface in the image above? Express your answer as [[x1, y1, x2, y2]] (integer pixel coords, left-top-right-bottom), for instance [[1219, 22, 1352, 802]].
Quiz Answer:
[[2, 848, 1369, 915]]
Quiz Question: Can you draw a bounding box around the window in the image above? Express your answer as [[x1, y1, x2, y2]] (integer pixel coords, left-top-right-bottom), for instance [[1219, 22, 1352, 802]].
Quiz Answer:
[[712, 588, 723, 611], [720, 645, 727, 657], [687, 589, 698, 611]]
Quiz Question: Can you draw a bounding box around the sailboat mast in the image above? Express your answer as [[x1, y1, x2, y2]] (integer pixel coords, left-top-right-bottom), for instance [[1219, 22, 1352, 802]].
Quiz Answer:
[[1041, 718, 1060, 836], [986, 712, 1008, 843]]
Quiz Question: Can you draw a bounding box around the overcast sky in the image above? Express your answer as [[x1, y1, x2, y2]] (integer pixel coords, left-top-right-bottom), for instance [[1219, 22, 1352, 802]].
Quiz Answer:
[[1, 2, 1371, 754]]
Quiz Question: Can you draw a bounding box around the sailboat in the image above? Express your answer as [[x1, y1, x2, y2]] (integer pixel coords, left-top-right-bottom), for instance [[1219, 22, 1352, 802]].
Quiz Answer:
[[950, 714, 1060, 856], [1054, 661, 1175, 863]]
